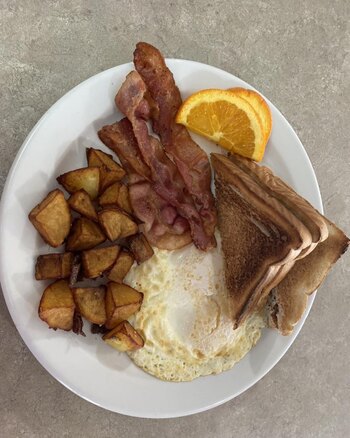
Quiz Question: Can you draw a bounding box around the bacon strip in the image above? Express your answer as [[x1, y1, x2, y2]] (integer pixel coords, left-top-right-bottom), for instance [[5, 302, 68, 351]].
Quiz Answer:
[[128, 182, 191, 250], [98, 118, 151, 185], [98, 119, 191, 250], [133, 42, 217, 241], [115, 71, 214, 251]]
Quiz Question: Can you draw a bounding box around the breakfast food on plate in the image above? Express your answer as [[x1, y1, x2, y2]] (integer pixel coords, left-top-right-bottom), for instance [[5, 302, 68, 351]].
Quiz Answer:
[[99, 119, 193, 250], [66, 217, 106, 251], [72, 287, 107, 325], [267, 219, 349, 334], [57, 167, 100, 200], [81, 245, 120, 278], [98, 182, 132, 214], [126, 242, 265, 381], [103, 320, 144, 352], [86, 147, 126, 179], [115, 70, 215, 251], [69, 254, 82, 286], [35, 252, 74, 280], [86, 147, 126, 193], [39, 280, 75, 331], [98, 207, 138, 241], [225, 153, 349, 334], [68, 189, 98, 221], [105, 282, 143, 329], [29, 189, 71, 247], [128, 233, 154, 264], [28, 41, 349, 382], [229, 87, 272, 145], [176, 88, 272, 162], [134, 42, 217, 240], [211, 153, 313, 327], [107, 250, 134, 283], [228, 153, 328, 255], [211, 153, 349, 332]]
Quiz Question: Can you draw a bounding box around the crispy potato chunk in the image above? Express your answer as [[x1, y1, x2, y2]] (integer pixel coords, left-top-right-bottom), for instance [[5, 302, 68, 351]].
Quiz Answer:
[[66, 218, 106, 251], [82, 245, 120, 278], [29, 189, 71, 247], [107, 251, 134, 283], [98, 208, 138, 241], [35, 252, 73, 280], [68, 189, 98, 221], [117, 184, 133, 214], [86, 148, 125, 177], [105, 282, 143, 329], [99, 166, 124, 193], [99, 182, 122, 206], [86, 148, 125, 193], [99, 183, 132, 214], [57, 167, 100, 200], [129, 233, 154, 264], [103, 320, 144, 351], [72, 286, 106, 325], [38, 280, 75, 331]]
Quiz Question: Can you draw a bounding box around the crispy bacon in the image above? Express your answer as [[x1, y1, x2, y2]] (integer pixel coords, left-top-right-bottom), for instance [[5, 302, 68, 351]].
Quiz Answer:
[[115, 71, 214, 251], [98, 119, 191, 250], [129, 182, 191, 250], [98, 118, 151, 185], [133, 42, 217, 241]]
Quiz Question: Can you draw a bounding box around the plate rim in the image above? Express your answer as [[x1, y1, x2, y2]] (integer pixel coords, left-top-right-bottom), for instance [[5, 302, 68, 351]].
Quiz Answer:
[[0, 59, 323, 418]]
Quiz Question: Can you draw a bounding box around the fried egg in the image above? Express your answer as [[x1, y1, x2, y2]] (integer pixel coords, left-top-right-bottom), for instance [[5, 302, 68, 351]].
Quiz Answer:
[[125, 233, 265, 382]]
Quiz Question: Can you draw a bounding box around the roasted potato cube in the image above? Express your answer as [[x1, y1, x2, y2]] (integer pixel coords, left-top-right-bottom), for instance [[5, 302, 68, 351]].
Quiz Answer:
[[82, 245, 120, 278], [99, 182, 132, 214], [98, 208, 138, 241], [35, 252, 73, 280], [99, 166, 124, 193], [87, 148, 125, 193], [103, 320, 144, 351], [105, 282, 143, 329], [129, 233, 154, 264], [117, 184, 133, 214], [72, 286, 106, 325], [57, 167, 100, 200], [99, 182, 122, 206], [61, 252, 74, 278], [68, 189, 98, 221], [29, 189, 71, 247], [38, 280, 75, 331], [86, 147, 125, 177], [66, 218, 106, 251], [107, 251, 134, 283]]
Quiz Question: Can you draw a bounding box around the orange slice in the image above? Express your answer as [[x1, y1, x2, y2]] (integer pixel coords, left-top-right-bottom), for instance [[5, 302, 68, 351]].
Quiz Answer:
[[176, 88, 270, 161], [229, 87, 272, 144]]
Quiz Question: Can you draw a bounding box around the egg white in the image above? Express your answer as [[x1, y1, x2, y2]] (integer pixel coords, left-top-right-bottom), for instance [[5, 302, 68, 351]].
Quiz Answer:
[[125, 233, 265, 382]]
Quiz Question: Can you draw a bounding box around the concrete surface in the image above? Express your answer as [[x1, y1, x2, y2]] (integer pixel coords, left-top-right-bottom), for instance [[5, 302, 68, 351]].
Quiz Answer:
[[1, 0, 349, 437]]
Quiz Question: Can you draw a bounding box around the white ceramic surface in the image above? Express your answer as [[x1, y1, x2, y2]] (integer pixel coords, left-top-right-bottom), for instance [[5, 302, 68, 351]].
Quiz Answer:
[[0, 60, 323, 418]]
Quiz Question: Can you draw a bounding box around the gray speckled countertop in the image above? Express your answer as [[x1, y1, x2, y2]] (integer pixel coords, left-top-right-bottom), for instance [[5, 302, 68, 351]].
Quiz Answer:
[[1, 1, 349, 436]]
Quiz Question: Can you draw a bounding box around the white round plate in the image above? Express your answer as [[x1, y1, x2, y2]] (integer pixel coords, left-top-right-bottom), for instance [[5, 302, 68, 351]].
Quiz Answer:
[[0, 60, 322, 418]]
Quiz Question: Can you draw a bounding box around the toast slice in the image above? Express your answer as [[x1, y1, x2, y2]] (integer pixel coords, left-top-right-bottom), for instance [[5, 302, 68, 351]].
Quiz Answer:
[[211, 154, 312, 327], [225, 153, 349, 334], [228, 153, 329, 258], [267, 219, 349, 334]]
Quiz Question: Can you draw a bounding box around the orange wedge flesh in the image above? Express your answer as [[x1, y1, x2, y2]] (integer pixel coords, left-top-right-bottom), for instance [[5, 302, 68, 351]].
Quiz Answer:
[[176, 88, 271, 162], [229, 87, 272, 144]]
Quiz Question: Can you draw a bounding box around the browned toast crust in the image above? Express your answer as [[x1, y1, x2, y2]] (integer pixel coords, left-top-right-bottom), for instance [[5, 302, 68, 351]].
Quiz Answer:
[[228, 153, 328, 255], [211, 154, 312, 326], [268, 218, 349, 334]]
